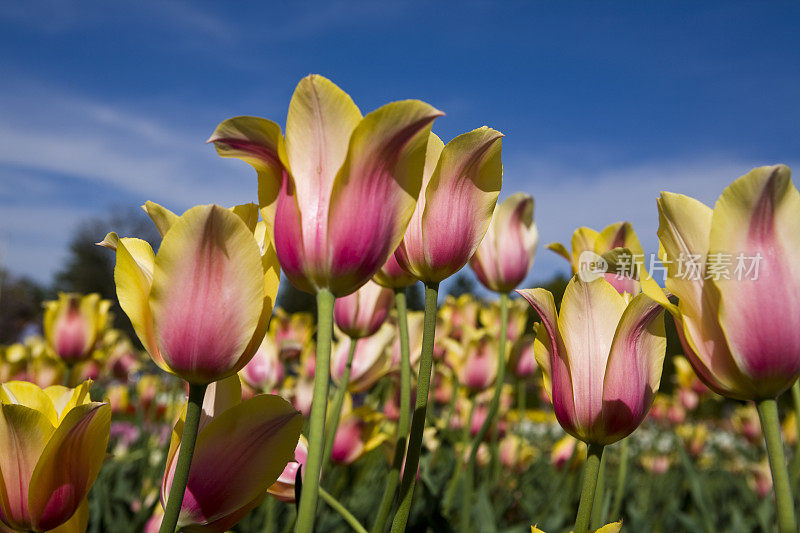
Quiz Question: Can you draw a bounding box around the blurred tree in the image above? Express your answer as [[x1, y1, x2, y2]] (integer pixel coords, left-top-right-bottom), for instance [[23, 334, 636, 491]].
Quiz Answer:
[[276, 277, 317, 315], [55, 206, 159, 345], [0, 269, 47, 344], [406, 282, 424, 311]]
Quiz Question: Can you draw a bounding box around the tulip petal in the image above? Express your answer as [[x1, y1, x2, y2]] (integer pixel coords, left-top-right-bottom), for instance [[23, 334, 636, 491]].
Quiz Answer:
[[601, 293, 666, 443], [557, 278, 626, 435], [709, 165, 800, 396], [46, 497, 88, 533], [208, 115, 286, 247], [0, 404, 55, 530], [656, 192, 756, 398], [325, 99, 443, 295], [142, 201, 178, 237], [545, 242, 571, 263], [0, 381, 59, 426], [43, 381, 91, 422], [570, 227, 600, 271], [164, 395, 301, 528], [595, 222, 644, 257], [150, 205, 265, 384], [229, 203, 259, 233], [516, 288, 575, 429], [28, 403, 110, 531]]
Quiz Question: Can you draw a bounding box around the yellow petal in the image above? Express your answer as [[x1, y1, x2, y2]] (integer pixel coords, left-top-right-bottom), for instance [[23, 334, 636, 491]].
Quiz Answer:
[[142, 201, 178, 237], [229, 203, 259, 233], [570, 227, 600, 272], [43, 381, 92, 423], [0, 381, 59, 426]]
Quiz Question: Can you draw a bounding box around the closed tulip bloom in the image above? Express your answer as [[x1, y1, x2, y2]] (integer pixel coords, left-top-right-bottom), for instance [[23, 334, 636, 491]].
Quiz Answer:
[[331, 323, 393, 393], [268, 435, 308, 503], [373, 250, 418, 288], [509, 333, 538, 378], [519, 275, 666, 445], [334, 280, 393, 339], [0, 381, 110, 532], [470, 193, 538, 292], [395, 128, 504, 284], [43, 293, 111, 364], [209, 75, 443, 296], [240, 335, 284, 393], [100, 202, 279, 385], [547, 222, 644, 295], [330, 406, 387, 465], [644, 165, 800, 400], [161, 376, 301, 531], [269, 309, 313, 360], [455, 330, 499, 392]]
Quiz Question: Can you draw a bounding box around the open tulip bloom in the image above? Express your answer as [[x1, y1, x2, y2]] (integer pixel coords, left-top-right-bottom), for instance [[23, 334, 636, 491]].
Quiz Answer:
[[100, 201, 279, 533], [0, 380, 110, 532], [519, 275, 666, 533], [641, 164, 800, 532]]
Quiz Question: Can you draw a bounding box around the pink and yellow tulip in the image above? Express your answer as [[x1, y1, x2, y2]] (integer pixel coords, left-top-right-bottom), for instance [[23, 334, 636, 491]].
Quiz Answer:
[[334, 280, 393, 339], [646, 164, 800, 400], [209, 74, 442, 296], [43, 293, 111, 365], [240, 335, 284, 394], [268, 435, 308, 503], [161, 376, 301, 531], [519, 276, 666, 446], [395, 128, 504, 284], [329, 405, 387, 465], [101, 202, 279, 385], [331, 323, 393, 393], [470, 192, 538, 293], [0, 381, 110, 532]]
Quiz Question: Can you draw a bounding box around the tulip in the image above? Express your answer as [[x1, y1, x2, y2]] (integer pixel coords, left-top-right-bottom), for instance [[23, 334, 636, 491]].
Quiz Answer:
[[329, 405, 387, 465], [100, 201, 280, 533], [334, 280, 393, 339], [509, 334, 537, 379], [470, 193, 538, 293], [210, 76, 442, 532], [240, 335, 284, 394], [43, 293, 111, 380], [331, 323, 393, 393], [547, 222, 645, 295], [644, 165, 800, 532], [269, 308, 314, 360], [0, 380, 110, 532], [268, 435, 308, 503], [438, 294, 480, 341], [161, 376, 301, 531], [373, 252, 418, 289], [519, 275, 666, 533], [454, 330, 498, 392], [389, 125, 503, 533]]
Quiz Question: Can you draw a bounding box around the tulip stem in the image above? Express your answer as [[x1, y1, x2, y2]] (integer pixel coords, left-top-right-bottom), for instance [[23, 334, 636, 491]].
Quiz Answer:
[[462, 292, 509, 530], [756, 397, 797, 533], [324, 337, 357, 466], [319, 487, 368, 533], [590, 446, 608, 529], [296, 288, 335, 533], [63, 364, 73, 387], [159, 382, 208, 533], [574, 443, 605, 533], [390, 282, 438, 533], [610, 438, 628, 520], [790, 381, 800, 480], [372, 288, 412, 533], [516, 378, 526, 431]]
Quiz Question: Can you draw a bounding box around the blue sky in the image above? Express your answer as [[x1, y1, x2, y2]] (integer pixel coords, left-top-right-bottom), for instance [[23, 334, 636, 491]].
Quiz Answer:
[[1, 1, 799, 292]]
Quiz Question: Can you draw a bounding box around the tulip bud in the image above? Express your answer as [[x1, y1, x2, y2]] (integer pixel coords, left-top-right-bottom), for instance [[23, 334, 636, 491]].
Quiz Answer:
[[43, 293, 111, 364], [334, 280, 393, 339]]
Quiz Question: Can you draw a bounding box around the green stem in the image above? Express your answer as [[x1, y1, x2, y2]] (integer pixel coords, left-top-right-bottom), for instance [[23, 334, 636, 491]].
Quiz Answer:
[[609, 438, 628, 520], [263, 496, 276, 533], [790, 381, 800, 479], [756, 397, 797, 533], [574, 443, 605, 533], [517, 378, 526, 432], [462, 292, 509, 529], [390, 282, 438, 533], [590, 446, 607, 529], [159, 383, 208, 533], [460, 400, 478, 531], [324, 337, 357, 465], [371, 289, 412, 533], [319, 487, 368, 533], [295, 288, 335, 533], [62, 364, 73, 387]]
